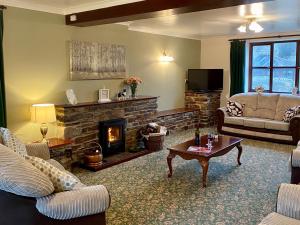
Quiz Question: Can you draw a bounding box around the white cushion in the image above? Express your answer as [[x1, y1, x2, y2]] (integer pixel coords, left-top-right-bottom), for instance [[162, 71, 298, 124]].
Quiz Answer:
[[259, 212, 300, 225], [277, 184, 300, 220], [224, 116, 244, 126], [265, 120, 290, 131], [0, 128, 27, 156], [36, 185, 110, 220], [0, 144, 54, 197], [243, 118, 267, 128], [25, 156, 78, 192]]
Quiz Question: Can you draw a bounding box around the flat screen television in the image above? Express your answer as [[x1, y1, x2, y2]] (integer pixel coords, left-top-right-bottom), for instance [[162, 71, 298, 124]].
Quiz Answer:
[[187, 69, 223, 91]]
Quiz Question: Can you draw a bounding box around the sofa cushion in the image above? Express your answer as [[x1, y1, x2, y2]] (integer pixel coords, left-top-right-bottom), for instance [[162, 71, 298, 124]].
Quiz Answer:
[[224, 116, 244, 126], [283, 106, 300, 122], [252, 93, 280, 120], [226, 100, 244, 117], [243, 118, 267, 128], [0, 128, 27, 156], [0, 144, 54, 197], [265, 120, 290, 131], [258, 212, 300, 225], [25, 156, 78, 192], [275, 94, 300, 121], [230, 93, 258, 117]]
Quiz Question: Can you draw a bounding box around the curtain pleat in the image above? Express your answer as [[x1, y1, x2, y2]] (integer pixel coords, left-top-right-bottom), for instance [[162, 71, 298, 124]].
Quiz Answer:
[[0, 10, 7, 127]]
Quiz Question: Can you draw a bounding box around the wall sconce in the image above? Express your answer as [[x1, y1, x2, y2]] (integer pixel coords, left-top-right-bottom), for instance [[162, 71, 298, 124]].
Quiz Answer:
[[160, 51, 174, 63]]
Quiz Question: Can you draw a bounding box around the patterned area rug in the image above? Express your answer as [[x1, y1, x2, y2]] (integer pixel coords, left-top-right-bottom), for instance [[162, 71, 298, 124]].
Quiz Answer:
[[74, 129, 294, 225]]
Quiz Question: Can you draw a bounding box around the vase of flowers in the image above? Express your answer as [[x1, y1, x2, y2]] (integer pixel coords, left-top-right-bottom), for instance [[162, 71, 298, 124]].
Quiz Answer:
[[125, 76, 142, 98]]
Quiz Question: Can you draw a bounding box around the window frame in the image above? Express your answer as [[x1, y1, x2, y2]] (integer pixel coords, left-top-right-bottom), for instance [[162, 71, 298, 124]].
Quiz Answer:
[[248, 40, 300, 93]]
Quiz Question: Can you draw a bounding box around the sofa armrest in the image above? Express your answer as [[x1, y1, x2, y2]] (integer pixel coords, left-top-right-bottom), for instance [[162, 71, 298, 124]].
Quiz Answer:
[[36, 185, 110, 220], [26, 143, 50, 160], [276, 183, 300, 220], [290, 115, 300, 145], [216, 107, 227, 133]]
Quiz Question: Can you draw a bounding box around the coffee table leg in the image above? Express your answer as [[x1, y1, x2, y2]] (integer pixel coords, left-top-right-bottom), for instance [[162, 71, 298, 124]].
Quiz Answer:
[[167, 152, 176, 178], [237, 144, 243, 166], [199, 159, 209, 188]]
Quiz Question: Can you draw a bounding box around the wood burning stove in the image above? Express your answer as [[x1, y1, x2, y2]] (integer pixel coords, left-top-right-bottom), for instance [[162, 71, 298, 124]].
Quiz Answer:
[[99, 118, 126, 157]]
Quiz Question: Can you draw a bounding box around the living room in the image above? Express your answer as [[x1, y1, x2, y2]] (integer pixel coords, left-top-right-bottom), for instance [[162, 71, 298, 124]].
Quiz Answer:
[[1, 0, 300, 225]]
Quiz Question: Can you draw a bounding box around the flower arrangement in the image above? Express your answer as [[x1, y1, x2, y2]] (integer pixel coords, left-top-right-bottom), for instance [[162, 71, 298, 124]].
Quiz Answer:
[[125, 76, 142, 98]]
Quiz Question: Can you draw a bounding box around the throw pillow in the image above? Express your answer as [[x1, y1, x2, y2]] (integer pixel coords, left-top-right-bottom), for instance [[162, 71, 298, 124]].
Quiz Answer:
[[25, 156, 78, 192], [226, 100, 244, 117], [0, 144, 54, 197], [283, 106, 300, 122], [0, 128, 27, 156]]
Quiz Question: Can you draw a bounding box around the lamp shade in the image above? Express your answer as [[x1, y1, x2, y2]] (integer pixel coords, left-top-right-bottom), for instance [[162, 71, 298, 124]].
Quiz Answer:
[[31, 104, 56, 123]]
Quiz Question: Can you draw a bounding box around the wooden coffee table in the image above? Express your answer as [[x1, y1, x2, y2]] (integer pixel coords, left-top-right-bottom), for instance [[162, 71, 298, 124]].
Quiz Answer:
[[167, 135, 243, 187]]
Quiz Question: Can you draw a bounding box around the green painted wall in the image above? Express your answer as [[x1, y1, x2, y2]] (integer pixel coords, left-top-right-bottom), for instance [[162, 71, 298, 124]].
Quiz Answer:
[[3, 7, 201, 141]]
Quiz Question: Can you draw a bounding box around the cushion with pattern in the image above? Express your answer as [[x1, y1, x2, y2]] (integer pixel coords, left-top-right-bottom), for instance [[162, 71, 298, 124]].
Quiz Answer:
[[0, 128, 27, 156], [226, 100, 244, 117], [283, 106, 300, 122], [25, 156, 79, 192]]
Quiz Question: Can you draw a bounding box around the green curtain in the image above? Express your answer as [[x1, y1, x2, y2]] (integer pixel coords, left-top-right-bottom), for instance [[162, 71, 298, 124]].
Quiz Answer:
[[230, 40, 246, 96], [0, 10, 6, 127]]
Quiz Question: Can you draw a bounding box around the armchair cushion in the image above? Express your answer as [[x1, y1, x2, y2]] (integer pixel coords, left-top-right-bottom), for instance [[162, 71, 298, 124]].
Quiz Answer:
[[277, 184, 300, 220], [25, 156, 78, 192], [26, 143, 50, 160], [36, 185, 110, 220], [259, 212, 300, 225], [0, 128, 27, 156], [291, 147, 300, 167], [0, 144, 54, 197]]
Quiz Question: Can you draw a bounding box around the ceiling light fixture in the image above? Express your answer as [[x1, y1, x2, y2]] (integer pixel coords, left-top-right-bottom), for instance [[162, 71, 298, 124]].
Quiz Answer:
[[237, 19, 263, 33], [249, 20, 264, 33], [160, 51, 174, 63]]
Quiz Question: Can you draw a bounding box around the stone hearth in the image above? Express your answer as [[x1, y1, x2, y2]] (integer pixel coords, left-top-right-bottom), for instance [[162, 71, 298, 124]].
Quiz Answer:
[[55, 96, 158, 161]]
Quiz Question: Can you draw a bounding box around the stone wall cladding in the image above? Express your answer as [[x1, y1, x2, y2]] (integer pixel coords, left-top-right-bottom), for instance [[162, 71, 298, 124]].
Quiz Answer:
[[185, 91, 221, 127], [157, 110, 199, 133], [56, 97, 158, 160]]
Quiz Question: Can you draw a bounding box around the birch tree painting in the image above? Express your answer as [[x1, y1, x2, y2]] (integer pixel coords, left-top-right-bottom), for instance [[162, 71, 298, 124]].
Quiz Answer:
[[70, 40, 126, 80]]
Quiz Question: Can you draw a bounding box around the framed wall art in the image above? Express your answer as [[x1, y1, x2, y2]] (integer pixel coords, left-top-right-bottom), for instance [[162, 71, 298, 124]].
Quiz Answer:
[[69, 40, 126, 80]]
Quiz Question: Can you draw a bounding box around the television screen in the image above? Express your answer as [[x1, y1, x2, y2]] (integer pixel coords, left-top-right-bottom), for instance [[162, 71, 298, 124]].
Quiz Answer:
[[187, 69, 223, 91]]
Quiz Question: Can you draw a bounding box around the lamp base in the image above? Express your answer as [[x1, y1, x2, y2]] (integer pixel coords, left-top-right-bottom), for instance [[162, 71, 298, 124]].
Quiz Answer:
[[40, 123, 48, 143]]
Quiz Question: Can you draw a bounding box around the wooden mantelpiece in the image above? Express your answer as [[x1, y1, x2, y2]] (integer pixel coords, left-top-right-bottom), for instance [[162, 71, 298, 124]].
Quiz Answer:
[[56, 96, 158, 108]]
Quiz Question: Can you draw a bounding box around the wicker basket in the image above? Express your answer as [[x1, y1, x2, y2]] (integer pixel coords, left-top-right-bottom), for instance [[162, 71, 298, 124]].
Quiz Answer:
[[144, 134, 165, 152]]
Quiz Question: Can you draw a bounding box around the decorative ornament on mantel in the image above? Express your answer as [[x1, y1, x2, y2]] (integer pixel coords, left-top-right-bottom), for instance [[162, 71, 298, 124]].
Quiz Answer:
[[125, 76, 142, 98]]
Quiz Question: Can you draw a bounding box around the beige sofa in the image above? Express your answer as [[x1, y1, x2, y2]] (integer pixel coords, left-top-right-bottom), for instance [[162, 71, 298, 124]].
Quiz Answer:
[[217, 93, 300, 145]]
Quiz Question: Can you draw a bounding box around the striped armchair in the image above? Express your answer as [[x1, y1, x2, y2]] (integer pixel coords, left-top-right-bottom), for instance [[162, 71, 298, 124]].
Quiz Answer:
[[0, 132, 110, 225], [259, 184, 300, 225]]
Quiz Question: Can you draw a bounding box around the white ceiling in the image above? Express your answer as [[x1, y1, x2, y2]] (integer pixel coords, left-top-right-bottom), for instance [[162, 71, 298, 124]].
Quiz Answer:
[[3, 0, 300, 40]]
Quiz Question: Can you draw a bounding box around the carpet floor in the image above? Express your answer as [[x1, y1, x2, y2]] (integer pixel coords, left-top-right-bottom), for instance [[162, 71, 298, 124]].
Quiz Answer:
[[74, 129, 294, 225]]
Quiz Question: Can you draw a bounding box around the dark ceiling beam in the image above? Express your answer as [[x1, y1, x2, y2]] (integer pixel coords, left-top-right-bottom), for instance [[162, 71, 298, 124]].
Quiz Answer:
[[65, 0, 272, 27]]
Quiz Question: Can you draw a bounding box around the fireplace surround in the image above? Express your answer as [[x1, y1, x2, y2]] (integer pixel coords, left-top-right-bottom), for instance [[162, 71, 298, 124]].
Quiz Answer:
[[99, 118, 126, 157]]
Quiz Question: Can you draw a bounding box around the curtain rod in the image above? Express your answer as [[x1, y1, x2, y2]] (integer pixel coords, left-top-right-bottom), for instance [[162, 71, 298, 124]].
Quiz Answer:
[[229, 34, 300, 42]]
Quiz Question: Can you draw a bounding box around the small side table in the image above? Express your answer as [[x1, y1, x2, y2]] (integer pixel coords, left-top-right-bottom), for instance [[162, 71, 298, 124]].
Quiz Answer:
[[35, 138, 74, 171]]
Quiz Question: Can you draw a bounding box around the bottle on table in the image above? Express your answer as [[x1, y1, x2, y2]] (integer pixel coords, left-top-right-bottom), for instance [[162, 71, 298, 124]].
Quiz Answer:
[[195, 126, 200, 146]]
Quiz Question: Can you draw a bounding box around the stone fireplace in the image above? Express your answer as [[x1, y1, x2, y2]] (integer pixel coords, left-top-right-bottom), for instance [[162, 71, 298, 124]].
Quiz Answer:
[[55, 96, 158, 161], [99, 118, 126, 157]]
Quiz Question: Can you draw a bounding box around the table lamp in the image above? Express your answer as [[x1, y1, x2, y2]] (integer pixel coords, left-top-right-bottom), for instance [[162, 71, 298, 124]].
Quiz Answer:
[[31, 104, 57, 142]]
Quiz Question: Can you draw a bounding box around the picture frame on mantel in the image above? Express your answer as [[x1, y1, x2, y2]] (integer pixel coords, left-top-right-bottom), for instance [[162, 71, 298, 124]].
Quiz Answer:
[[69, 40, 126, 80], [98, 89, 111, 103]]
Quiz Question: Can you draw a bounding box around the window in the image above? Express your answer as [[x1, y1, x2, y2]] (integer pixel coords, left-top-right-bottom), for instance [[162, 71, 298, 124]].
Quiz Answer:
[[249, 40, 300, 93]]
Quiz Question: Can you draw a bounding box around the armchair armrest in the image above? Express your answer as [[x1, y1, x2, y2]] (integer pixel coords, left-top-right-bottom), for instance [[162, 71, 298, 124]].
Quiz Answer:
[[290, 115, 300, 145], [25, 143, 50, 160], [276, 183, 300, 220], [292, 147, 300, 168], [36, 185, 110, 220], [216, 107, 228, 133]]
